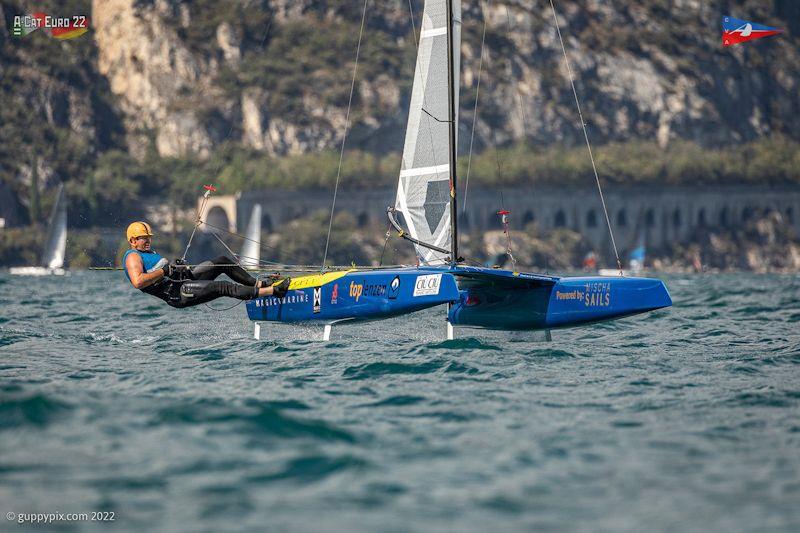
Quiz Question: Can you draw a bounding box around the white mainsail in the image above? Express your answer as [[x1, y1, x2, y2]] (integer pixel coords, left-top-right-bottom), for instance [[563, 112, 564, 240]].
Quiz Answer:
[[240, 204, 262, 268], [42, 183, 67, 269], [394, 0, 461, 264]]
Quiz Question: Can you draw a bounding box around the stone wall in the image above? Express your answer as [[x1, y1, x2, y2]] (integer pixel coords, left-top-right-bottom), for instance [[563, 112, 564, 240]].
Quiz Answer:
[[225, 185, 800, 259]]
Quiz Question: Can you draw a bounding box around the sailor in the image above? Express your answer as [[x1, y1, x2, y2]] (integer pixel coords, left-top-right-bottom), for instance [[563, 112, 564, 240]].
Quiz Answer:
[[123, 221, 289, 308]]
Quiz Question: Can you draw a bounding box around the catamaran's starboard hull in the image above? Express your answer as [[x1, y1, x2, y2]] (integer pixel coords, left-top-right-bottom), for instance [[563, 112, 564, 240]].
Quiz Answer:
[[441, 267, 672, 331], [246, 269, 459, 323]]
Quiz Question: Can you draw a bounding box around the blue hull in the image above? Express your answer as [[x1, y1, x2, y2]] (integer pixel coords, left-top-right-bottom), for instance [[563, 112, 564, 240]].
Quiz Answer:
[[245, 265, 671, 332], [442, 266, 672, 330], [246, 268, 459, 323]]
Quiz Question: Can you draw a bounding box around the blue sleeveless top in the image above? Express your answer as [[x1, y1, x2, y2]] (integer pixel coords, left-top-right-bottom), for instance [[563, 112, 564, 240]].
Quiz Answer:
[[123, 249, 164, 283]]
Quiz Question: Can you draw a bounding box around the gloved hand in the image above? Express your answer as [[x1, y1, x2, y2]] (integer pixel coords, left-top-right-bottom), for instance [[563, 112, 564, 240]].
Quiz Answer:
[[162, 261, 189, 279], [148, 257, 168, 273]]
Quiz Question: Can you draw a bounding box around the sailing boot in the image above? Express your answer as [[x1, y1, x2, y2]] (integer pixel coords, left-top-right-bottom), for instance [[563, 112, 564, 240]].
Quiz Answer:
[[271, 278, 291, 299]]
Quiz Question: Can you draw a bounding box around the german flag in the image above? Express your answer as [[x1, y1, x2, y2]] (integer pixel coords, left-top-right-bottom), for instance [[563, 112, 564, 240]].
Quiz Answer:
[[50, 18, 90, 40]]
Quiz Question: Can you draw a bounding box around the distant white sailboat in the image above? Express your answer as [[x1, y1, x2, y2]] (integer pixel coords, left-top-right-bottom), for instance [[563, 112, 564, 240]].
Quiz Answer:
[[10, 183, 67, 276], [239, 203, 261, 269]]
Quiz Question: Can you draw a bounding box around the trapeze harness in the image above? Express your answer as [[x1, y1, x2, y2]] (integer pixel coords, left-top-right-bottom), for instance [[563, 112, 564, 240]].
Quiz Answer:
[[123, 250, 261, 308]]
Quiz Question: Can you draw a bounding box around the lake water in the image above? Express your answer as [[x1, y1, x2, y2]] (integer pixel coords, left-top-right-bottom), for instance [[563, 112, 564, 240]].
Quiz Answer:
[[1, 271, 798, 531]]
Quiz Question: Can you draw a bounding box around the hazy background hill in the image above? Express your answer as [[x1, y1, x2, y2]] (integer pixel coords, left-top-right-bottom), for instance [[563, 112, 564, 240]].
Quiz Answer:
[[0, 0, 798, 271]]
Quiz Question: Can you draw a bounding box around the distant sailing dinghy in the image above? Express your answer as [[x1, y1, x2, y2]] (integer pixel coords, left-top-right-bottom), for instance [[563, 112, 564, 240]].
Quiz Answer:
[[240, 204, 262, 269], [10, 183, 67, 276], [599, 232, 645, 276]]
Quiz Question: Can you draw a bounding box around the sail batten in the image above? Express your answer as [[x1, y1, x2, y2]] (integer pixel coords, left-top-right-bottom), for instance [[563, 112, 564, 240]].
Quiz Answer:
[[399, 164, 450, 178], [394, 0, 460, 264]]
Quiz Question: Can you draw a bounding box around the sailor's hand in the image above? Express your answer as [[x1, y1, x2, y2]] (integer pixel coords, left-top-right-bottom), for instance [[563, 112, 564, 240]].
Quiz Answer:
[[148, 257, 169, 274], [162, 262, 189, 279]]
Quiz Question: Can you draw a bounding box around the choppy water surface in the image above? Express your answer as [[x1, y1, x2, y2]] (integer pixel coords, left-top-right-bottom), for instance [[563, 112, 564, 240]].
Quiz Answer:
[[0, 272, 798, 531]]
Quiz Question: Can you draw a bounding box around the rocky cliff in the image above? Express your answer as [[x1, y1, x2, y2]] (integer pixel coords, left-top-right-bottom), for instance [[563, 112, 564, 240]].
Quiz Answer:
[[87, 0, 800, 158], [0, 0, 798, 226]]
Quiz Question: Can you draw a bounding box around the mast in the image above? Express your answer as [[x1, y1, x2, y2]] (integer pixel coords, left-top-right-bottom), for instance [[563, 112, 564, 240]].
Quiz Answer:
[[446, 0, 459, 263]]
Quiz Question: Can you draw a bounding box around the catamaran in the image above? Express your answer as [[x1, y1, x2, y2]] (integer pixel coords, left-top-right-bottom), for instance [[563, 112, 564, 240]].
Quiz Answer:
[[245, 0, 671, 340], [9, 183, 67, 276]]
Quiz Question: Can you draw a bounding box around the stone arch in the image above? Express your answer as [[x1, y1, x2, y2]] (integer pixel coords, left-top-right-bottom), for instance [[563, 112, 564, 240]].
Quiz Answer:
[[645, 208, 655, 228], [586, 209, 597, 228], [719, 206, 729, 227], [206, 206, 231, 232], [200, 195, 238, 233], [554, 209, 567, 228], [522, 210, 535, 226], [261, 212, 273, 233], [616, 209, 627, 227], [673, 208, 681, 228]]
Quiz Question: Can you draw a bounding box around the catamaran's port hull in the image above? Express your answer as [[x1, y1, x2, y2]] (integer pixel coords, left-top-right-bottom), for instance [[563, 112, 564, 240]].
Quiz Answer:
[[446, 270, 672, 331], [246, 269, 460, 323]]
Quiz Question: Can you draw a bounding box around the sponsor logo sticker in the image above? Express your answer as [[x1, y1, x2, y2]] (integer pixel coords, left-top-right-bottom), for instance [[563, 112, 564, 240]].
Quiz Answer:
[[349, 281, 363, 302], [413, 274, 442, 297], [388, 276, 400, 299], [313, 287, 321, 313], [349, 281, 387, 302], [331, 283, 338, 304]]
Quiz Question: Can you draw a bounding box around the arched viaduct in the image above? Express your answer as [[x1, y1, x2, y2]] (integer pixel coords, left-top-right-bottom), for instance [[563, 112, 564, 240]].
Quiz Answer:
[[198, 185, 800, 258]]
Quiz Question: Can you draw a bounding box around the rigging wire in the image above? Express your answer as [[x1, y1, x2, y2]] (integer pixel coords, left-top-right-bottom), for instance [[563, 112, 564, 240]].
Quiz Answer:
[[181, 188, 212, 261], [181, 15, 274, 266], [548, 0, 622, 273], [504, 6, 529, 144], [501, 4, 546, 273], [463, 0, 491, 214], [378, 221, 392, 266], [321, 0, 370, 272]]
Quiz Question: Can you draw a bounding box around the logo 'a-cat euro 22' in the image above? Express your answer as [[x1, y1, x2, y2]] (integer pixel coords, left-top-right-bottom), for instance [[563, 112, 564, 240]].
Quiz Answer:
[[722, 16, 783, 47], [413, 274, 442, 297]]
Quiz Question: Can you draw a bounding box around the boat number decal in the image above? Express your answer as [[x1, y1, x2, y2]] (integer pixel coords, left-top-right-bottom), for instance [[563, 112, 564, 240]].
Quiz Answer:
[[313, 287, 321, 313], [413, 274, 442, 297]]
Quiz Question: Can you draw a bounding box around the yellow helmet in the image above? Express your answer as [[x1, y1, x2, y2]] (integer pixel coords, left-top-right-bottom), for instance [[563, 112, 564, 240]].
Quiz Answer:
[[126, 221, 154, 242]]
